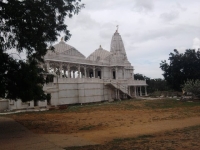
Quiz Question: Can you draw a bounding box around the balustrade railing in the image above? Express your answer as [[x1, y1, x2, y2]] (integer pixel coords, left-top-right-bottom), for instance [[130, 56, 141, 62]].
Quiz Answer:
[[128, 79, 147, 85], [44, 77, 147, 91], [55, 77, 103, 83]]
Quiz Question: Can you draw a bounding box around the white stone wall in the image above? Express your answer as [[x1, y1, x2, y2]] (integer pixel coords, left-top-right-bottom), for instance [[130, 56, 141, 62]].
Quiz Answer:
[[58, 83, 78, 105], [118, 68, 123, 79], [0, 100, 8, 111], [103, 67, 111, 79], [51, 92, 59, 105], [78, 83, 110, 103], [49, 82, 112, 105], [38, 100, 47, 107], [9, 100, 34, 110]]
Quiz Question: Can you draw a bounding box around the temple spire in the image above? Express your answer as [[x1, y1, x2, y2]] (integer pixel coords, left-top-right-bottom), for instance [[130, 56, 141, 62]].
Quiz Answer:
[[110, 28, 126, 54]]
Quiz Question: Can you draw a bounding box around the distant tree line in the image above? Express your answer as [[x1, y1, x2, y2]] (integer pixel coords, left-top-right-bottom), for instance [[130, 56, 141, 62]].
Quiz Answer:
[[134, 73, 170, 93], [135, 49, 200, 98]]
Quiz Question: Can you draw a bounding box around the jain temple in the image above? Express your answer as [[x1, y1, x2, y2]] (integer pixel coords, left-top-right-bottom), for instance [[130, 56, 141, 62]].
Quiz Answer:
[[42, 29, 147, 106], [0, 29, 147, 111]]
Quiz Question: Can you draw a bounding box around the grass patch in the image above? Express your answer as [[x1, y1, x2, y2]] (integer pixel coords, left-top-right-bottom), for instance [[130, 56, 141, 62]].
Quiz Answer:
[[113, 134, 154, 143], [144, 99, 200, 109]]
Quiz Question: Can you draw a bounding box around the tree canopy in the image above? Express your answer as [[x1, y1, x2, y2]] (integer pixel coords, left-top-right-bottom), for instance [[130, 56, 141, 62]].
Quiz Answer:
[[134, 73, 150, 81], [160, 49, 200, 91], [0, 0, 84, 101]]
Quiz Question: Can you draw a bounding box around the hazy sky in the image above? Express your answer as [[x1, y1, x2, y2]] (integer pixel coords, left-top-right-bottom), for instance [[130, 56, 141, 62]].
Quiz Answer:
[[62, 0, 200, 79], [9, 0, 199, 78]]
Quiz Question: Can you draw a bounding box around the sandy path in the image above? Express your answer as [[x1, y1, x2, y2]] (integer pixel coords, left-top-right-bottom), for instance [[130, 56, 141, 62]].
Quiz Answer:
[[70, 116, 200, 144], [40, 116, 200, 148]]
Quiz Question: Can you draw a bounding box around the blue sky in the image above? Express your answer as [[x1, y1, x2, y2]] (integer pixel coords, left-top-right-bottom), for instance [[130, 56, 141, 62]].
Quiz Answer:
[[62, 0, 200, 79]]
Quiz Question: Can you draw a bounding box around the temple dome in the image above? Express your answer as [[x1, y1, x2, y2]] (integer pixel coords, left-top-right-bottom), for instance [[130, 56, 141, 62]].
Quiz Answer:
[[46, 39, 85, 58], [87, 46, 111, 61], [110, 30, 126, 55], [53, 41, 74, 53]]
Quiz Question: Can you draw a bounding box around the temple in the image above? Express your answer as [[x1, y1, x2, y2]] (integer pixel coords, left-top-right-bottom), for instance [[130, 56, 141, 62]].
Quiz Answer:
[[42, 29, 147, 106], [0, 29, 147, 111]]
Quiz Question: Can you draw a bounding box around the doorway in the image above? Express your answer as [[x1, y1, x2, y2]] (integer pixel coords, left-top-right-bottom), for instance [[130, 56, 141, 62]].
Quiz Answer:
[[113, 71, 116, 79], [98, 71, 101, 79]]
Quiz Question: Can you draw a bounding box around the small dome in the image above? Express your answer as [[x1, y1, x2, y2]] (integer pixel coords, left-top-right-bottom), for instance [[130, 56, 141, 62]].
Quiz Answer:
[[87, 46, 111, 61]]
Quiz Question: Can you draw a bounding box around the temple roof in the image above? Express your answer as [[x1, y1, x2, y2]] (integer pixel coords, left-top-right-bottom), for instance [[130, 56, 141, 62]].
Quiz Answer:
[[45, 40, 85, 58], [87, 46, 111, 61], [53, 41, 74, 53], [110, 30, 126, 54]]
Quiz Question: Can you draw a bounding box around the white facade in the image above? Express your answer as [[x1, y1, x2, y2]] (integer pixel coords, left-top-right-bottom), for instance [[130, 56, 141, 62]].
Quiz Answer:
[[43, 29, 147, 106]]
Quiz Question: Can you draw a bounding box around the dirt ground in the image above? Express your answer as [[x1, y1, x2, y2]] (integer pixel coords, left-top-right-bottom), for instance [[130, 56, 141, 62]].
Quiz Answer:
[[8, 99, 200, 149]]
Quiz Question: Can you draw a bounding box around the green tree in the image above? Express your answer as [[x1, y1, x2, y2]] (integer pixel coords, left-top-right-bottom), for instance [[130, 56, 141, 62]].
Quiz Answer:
[[134, 73, 150, 81], [182, 79, 200, 98], [134, 73, 169, 93], [160, 49, 200, 91], [148, 78, 169, 93], [0, 0, 84, 101]]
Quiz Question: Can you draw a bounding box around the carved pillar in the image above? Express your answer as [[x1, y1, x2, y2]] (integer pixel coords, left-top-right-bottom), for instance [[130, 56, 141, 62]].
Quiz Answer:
[[84, 67, 86, 78], [59, 63, 62, 78], [67, 64, 70, 78], [134, 86, 137, 97], [115, 89, 117, 99], [102, 67, 104, 79], [93, 66, 95, 78], [63, 69, 66, 78], [46, 62, 50, 73], [78, 65, 80, 78], [140, 86, 142, 96], [54, 67, 56, 75], [115, 67, 118, 80], [87, 70, 89, 78], [145, 86, 147, 96]]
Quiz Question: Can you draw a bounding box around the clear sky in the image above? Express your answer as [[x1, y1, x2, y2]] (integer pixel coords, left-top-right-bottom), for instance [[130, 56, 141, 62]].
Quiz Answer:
[[62, 0, 200, 79]]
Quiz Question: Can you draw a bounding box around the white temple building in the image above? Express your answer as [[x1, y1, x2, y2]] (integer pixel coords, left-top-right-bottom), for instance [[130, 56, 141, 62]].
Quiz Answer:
[[0, 29, 148, 111], [42, 29, 147, 106]]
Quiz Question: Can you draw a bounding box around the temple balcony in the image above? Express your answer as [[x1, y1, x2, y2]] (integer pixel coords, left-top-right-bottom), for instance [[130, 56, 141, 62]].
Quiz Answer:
[[127, 79, 147, 86]]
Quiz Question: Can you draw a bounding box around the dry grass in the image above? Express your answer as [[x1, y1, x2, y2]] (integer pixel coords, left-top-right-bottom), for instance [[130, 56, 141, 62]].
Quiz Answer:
[[6, 98, 200, 150]]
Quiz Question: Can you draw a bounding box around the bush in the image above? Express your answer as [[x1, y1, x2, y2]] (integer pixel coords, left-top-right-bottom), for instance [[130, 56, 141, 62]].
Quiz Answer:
[[182, 80, 200, 98]]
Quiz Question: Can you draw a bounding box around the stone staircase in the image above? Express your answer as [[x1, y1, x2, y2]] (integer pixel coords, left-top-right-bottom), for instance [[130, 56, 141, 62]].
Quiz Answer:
[[105, 81, 133, 98]]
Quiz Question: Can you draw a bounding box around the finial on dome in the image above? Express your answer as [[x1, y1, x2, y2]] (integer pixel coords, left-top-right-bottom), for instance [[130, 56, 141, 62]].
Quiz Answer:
[[61, 37, 64, 41], [116, 25, 119, 33], [100, 45, 102, 48]]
